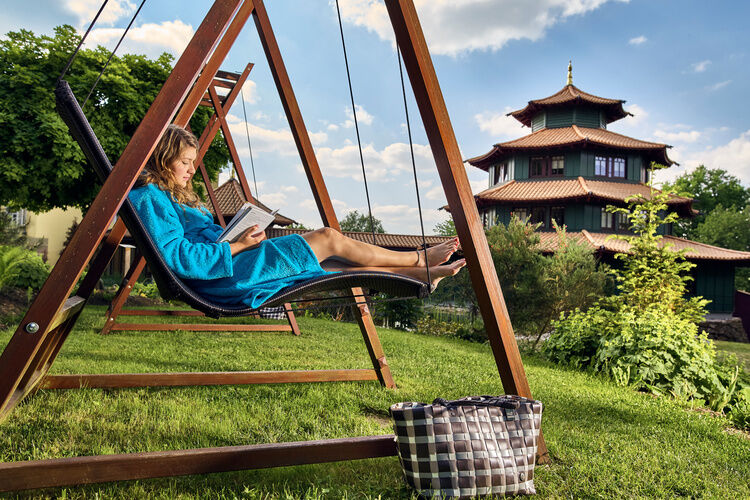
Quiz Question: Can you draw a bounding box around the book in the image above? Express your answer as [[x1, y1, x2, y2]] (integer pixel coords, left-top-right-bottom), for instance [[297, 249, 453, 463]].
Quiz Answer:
[[216, 202, 278, 243]]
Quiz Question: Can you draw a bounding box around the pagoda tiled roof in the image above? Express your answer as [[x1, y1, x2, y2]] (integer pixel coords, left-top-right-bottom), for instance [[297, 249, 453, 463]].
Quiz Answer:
[[206, 179, 295, 226], [536, 230, 750, 263], [266, 227, 452, 250], [467, 125, 675, 169], [509, 84, 630, 127], [473, 177, 695, 215]]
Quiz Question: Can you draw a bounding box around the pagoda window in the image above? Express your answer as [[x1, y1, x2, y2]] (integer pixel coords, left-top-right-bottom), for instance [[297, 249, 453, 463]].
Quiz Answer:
[[595, 155, 627, 178], [550, 206, 565, 227], [530, 207, 546, 226], [493, 162, 508, 185], [512, 208, 528, 222], [601, 210, 614, 230], [530, 155, 565, 177]]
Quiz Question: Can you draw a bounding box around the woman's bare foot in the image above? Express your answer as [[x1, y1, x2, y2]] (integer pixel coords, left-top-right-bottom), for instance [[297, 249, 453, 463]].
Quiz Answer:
[[421, 258, 466, 290], [416, 237, 459, 267]]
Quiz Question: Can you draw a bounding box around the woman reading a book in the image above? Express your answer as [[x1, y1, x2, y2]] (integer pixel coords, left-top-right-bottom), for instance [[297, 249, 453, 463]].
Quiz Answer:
[[129, 125, 465, 308]]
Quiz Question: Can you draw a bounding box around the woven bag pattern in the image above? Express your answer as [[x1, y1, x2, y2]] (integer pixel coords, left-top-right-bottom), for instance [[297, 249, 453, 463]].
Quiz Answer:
[[390, 395, 543, 499]]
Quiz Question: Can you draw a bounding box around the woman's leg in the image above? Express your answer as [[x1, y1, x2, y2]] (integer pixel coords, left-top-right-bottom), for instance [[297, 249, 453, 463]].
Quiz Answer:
[[321, 259, 467, 289], [302, 227, 459, 268]]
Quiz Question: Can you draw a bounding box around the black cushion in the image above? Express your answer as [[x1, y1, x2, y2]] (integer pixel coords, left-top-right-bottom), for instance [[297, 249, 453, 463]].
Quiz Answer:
[[54, 79, 429, 318]]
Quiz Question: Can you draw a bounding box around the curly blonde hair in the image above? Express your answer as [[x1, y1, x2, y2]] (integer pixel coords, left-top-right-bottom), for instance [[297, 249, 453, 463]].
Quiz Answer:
[[141, 124, 202, 208]]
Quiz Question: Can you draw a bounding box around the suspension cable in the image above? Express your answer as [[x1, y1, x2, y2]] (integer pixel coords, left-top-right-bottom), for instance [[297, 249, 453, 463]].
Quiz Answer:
[[397, 49, 431, 288], [82, 0, 147, 108], [240, 86, 260, 199], [334, 0, 377, 244], [58, 0, 110, 81]]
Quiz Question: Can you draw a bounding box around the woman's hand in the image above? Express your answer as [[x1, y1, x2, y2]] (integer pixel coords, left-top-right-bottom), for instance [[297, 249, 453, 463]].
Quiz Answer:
[[229, 225, 266, 256]]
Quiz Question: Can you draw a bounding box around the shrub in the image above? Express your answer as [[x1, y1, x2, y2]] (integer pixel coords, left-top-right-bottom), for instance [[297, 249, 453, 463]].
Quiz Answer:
[[414, 317, 487, 343], [545, 185, 747, 416], [7, 251, 50, 291], [131, 280, 161, 299], [546, 306, 737, 409], [729, 387, 750, 430], [0, 245, 49, 291], [373, 297, 423, 330]]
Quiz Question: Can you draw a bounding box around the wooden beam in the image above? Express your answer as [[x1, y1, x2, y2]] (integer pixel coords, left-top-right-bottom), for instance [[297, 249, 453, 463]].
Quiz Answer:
[[0, 435, 397, 492], [41, 369, 378, 389], [110, 323, 292, 332]]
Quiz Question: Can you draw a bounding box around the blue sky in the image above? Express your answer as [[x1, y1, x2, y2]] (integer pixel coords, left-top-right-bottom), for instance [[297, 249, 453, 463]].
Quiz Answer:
[[3, 0, 749, 233]]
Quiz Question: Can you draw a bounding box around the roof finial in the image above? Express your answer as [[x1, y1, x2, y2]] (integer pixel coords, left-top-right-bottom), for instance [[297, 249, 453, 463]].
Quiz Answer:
[[567, 60, 573, 86]]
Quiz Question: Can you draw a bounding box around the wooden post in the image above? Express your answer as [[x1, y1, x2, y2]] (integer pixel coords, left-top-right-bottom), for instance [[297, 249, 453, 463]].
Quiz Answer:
[[384, 0, 548, 461]]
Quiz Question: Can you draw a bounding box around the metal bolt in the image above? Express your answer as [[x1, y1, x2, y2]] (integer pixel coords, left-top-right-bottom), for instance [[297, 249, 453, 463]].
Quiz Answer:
[[519, 472, 526, 481], [25, 322, 40, 334]]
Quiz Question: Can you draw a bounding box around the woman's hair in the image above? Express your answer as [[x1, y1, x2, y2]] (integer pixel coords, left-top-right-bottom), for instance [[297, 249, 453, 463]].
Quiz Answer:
[[141, 124, 202, 207]]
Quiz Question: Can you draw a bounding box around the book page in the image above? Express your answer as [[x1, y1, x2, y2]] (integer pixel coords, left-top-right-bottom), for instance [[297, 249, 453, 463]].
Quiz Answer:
[[216, 204, 277, 243]]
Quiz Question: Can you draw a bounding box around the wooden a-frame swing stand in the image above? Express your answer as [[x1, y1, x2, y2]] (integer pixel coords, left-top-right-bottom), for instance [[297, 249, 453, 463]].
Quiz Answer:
[[0, 0, 547, 492]]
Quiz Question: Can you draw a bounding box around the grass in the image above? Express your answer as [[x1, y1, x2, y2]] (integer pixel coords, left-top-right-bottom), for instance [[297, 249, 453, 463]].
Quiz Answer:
[[0, 306, 748, 499], [716, 340, 750, 374]]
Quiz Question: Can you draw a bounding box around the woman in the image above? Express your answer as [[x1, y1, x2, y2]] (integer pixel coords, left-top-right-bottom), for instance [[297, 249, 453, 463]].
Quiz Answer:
[[129, 125, 465, 309]]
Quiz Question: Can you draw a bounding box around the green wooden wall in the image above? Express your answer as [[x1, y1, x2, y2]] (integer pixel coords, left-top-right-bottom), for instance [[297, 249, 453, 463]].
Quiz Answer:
[[531, 107, 603, 130], [692, 262, 736, 313]]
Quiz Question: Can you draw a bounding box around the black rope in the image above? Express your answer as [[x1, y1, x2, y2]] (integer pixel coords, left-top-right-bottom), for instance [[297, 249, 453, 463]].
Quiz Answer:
[[240, 86, 260, 199], [82, 0, 147, 108], [397, 49, 430, 287], [334, 0, 377, 245], [58, 0, 110, 81]]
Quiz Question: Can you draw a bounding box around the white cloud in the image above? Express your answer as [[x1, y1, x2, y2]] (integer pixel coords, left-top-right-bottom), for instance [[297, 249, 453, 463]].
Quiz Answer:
[[474, 108, 526, 139], [241, 80, 259, 105], [327, 123, 340, 131], [628, 35, 647, 45], [65, 0, 135, 27], [337, 0, 630, 56], [252, 111, 268, 122], [343, 105, 374, 128], [258, 185, 299, 208], [84, 20, 194, 58], [653, 129, 701, 144], [225, 113, 328, 155], [707, 80, 731, 91], [683, 130, 750, 185], [314, 141, 434, 181], [691, 60, 711, 72]]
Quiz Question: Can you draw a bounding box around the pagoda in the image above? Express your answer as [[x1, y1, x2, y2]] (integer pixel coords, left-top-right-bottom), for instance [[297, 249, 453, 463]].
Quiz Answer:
[[466, 63, 750, 315]]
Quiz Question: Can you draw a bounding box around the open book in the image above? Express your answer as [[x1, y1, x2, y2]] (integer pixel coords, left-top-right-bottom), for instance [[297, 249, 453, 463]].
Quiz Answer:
[[216, 202, 278, 243]]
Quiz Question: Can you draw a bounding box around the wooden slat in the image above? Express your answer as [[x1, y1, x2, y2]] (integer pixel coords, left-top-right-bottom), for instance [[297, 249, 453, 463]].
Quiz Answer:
[[110, 323, 292, 332], [49, 296, 86, 332], [0, 435, 397, 492], [119, 309, 207, 316], [216, 69, 242, 80], [41, 369, 379, 389]]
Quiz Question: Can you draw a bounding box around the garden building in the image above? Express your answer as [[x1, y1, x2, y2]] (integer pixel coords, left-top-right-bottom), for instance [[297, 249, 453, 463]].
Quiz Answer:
[[466, 66, 750, 315]]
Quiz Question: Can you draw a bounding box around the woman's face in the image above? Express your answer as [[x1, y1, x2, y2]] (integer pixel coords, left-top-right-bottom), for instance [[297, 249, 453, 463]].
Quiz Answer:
[[169, 146, 197, 188]]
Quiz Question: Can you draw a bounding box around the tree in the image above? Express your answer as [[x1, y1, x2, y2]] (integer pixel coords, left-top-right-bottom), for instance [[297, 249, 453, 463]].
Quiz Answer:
[[0, 26, 229, 212], [605, 188, 709, 323], [434, 216, 456, 236], [339, 210, 385, 233], [661, 166, 750, 238]]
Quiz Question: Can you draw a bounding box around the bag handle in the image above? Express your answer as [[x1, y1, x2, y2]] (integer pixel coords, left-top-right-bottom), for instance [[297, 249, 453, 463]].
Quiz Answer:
[[432, 396, 522, 410]]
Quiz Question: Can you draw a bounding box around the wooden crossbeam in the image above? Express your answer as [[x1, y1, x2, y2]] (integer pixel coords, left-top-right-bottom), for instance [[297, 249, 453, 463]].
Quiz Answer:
[[0, 435, 397, 492], [41, 369, 378, 389], [110, 323, 292, 332]]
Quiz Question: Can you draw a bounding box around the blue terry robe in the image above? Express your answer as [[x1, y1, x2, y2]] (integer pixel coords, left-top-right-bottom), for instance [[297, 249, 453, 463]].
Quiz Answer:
[[128, 183, 332, 308]]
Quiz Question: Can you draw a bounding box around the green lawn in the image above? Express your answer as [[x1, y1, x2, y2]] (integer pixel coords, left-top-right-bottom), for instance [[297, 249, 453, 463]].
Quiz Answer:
[[0, 306, 748, 499], [716, 340, 750, 374]]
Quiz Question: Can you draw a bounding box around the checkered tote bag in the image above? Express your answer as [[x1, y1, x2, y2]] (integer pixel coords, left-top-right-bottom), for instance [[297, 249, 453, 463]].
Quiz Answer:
[[390, 395, 543, 498]]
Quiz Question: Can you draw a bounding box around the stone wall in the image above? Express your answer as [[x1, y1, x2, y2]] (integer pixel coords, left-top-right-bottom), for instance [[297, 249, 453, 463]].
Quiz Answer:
[[699, 317, 749, 343]]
